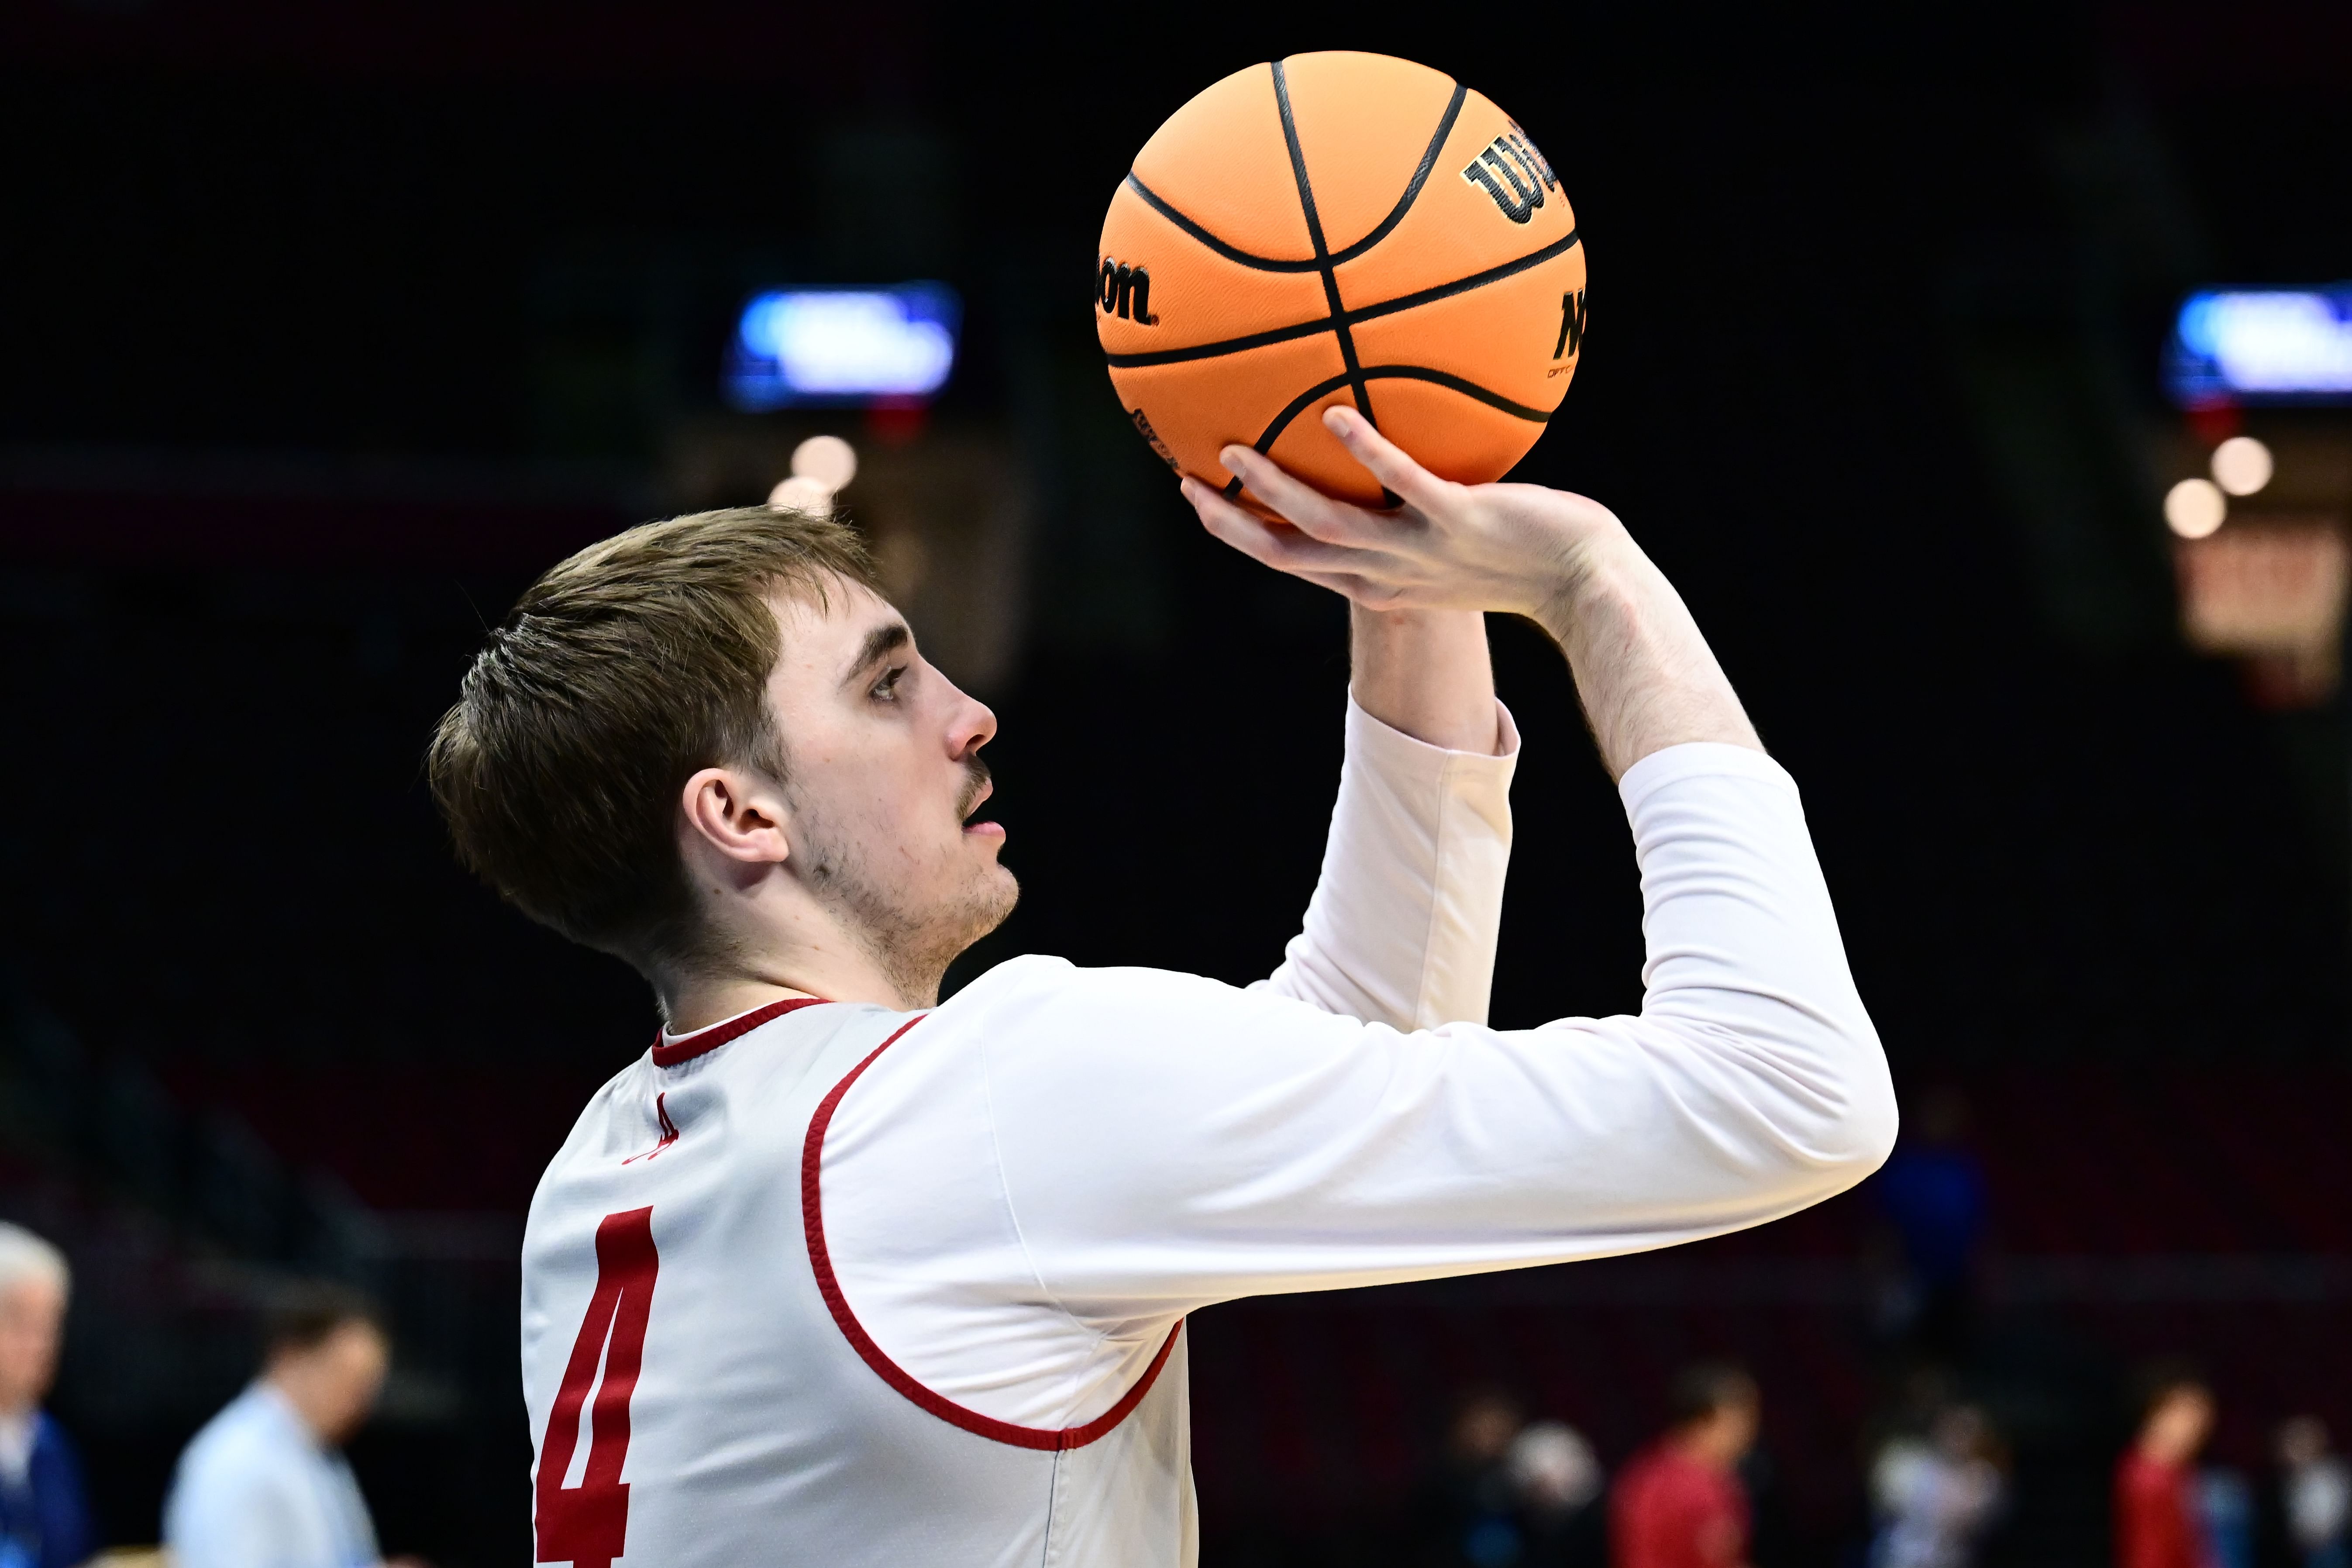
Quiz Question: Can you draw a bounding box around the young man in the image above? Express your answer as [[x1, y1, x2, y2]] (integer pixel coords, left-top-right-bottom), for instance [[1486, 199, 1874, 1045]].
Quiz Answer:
[[431, 409, 1895, 1568], [2116, 1367, 2219, 1568], [165, 1285, 399, 1568], [1612, 1364, 1761, 1568]]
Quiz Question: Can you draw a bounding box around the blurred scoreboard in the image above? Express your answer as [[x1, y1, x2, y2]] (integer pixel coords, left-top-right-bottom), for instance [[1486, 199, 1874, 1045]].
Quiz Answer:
[[2168, 286, 2352, 406], [725, 284, 961, 410]]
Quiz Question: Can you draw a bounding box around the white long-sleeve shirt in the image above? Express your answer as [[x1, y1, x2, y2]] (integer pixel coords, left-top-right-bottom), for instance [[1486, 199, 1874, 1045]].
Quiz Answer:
[[520, 698, 1894, 1568]]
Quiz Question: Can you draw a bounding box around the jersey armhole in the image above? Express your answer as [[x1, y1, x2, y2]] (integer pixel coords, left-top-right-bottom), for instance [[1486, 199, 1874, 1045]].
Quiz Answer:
[[798, 1014, 1184, 1452]]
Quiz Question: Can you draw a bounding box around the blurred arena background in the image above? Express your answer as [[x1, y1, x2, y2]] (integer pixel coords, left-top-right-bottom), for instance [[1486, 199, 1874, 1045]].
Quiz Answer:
[[0, 3, 2347, 1565]]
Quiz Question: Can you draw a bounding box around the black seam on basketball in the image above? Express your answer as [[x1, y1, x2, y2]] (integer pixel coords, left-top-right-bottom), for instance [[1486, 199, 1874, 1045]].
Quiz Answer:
[[1367, 366, 1553, 420], [1341, 227, 1581, 327], [1251, 370, 1354, 451], [1221, 476, 1245, 500], [1123, 175, 1324, 273], [1325, 82, 1470, 268], [1272, 59, 1378, 430], [1102, 227, 1581, 369], [1103, 315, 1335, 369], [1251, 364, 1553, 456], [1121, 83, 1469, 278]]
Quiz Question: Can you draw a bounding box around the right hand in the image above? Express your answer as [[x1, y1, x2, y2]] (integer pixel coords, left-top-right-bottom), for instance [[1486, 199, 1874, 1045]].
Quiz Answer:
[[1177, 404, 1632, 623], [1182, 403, 1762, 779]]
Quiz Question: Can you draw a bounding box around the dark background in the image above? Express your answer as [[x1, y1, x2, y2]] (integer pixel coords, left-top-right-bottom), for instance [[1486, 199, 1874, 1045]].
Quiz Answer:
[[0, 3, 2345, 1565]]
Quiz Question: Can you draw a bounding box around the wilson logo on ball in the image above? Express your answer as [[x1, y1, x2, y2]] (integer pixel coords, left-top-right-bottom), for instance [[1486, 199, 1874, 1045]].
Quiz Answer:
[[1098, 258, 1159, 324], [1461, 129, 1558, 224], [1554, 290, 1588, 360]]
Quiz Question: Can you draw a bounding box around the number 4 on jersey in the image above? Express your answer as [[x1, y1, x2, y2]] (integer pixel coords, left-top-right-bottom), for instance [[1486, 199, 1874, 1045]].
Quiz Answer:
[[536, 1208, 659, 1568]]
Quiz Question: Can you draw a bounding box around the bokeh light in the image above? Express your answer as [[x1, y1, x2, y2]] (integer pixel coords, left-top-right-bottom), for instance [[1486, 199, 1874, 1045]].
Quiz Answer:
[[2209, 435, 2274, 497], [766, 475, 835, 516], [2164, 477, 2227, 538], [791, 434, 858, 493]]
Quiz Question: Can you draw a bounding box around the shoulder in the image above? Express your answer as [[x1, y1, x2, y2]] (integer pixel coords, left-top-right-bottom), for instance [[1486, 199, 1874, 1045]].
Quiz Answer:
[[887, 955, 1417, 1188], [913, 955, 1375, 1109], [2116, 1454, 2172, 1499], [30, 1411, 75, 1460], [937, 952, 1353, 1049], [29, 1413, 84, 1481], [1619, 1447, 1715, 1505], [176, 1396, 310, 1499], [939, 951, 1163, 1010], [1613, 1446, 1669, 1507]]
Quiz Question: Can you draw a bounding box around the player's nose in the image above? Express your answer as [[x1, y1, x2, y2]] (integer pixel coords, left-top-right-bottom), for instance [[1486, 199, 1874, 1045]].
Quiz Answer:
[[942, 678, 996, 761]]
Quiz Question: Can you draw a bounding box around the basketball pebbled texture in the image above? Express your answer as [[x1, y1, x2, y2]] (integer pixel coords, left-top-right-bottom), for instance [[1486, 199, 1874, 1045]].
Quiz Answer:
[[1096, 51, 1587, 513]]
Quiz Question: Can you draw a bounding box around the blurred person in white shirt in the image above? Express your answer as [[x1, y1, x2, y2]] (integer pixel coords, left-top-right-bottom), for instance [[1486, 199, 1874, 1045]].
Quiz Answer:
[[1870, 1404, 2004, 1568], [1513, 1419, 1605, 1567], [163, 1285, 417, 1568], [2277, 1418, 2350, 1568]]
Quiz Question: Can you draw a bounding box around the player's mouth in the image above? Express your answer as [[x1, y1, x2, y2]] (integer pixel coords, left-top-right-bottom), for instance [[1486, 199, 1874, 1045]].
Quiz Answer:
[[960, 775, 1003, 839]]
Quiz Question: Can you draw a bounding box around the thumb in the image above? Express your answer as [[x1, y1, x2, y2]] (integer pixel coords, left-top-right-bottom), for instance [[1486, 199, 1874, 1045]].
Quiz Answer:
[[1323, 405, 1448, 508]]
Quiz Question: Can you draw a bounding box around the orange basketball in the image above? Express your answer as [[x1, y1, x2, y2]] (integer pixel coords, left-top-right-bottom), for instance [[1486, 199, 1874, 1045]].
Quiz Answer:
[[1095, 51, 1586, 513]]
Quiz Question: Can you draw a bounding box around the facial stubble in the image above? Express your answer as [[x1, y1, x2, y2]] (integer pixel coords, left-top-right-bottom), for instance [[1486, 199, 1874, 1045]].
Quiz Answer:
[[789, 756, 1017, 1007]]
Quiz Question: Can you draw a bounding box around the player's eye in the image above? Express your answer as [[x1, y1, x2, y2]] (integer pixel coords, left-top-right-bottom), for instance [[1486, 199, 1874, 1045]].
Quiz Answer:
[[869, 665, 907, 702]]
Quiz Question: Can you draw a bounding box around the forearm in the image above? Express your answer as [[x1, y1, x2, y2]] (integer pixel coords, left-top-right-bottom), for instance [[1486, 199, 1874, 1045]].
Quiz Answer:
[[1348, 606, 1503, 755], [1260, 607, 1510, 1028], [1259, 694, 1516, 1028], [1535, 526, 1762, 780]]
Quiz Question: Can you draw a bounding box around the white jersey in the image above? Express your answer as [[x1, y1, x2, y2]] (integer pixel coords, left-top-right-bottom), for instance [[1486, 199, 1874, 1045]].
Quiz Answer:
[[520, 698, 1895, 1568]]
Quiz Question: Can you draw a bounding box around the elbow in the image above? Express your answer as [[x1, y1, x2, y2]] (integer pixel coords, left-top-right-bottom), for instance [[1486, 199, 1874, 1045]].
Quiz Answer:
[[1736, 1010, 1895, 1194], [1822, 1019, 1898, 1182], [1653, 997, 1898, 1199]]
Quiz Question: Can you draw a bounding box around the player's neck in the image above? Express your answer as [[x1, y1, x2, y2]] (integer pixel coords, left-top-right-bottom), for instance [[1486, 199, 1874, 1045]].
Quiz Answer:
[[657, 874, 954, 1030], [656, 944, 935, 1034]]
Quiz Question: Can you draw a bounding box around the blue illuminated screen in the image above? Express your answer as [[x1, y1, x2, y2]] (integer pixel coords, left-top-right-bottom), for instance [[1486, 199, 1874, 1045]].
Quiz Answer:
[[2166, 286, 2352, 405], [727, 283, 961, 410]]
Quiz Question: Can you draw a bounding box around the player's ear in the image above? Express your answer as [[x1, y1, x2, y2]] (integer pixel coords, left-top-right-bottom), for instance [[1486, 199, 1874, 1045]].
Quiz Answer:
[[678, 766, 793, 866]]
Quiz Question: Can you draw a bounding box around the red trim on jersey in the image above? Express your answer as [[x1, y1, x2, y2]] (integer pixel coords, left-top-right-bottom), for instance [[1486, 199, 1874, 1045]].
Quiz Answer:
[[651, 996, 829, 1067], [800, 1016, 1185, 1452]]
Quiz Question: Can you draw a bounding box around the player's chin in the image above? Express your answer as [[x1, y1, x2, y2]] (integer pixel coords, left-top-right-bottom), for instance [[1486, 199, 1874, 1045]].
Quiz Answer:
[[964, 863, 1020, 941]]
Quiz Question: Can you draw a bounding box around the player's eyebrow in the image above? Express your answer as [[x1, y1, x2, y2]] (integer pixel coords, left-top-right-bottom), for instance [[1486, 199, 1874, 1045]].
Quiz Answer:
[[840, 620, 912, 688]]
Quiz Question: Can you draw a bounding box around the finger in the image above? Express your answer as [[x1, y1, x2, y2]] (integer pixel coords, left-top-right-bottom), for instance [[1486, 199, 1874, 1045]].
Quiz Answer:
[[1180, 484, 1409, 606], [1216, 444, 1384, 545], [1321, 405, 1451, 509], [1181, 475, 1371, 577]]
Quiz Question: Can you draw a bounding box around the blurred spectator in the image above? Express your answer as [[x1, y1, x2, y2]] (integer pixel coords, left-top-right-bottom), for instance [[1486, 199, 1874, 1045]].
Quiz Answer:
[[2204, 1469, 2256, 1568], [0, 1225, 93, 1568], [2117, 1364, 2218, 1568], [1611, 1363, 1759, 1568], [1869, 1403, 2005, 1568], [2275, 1418, 2350, 1568], [1512, 1420, 1605, 1568], [1873, 1086, 1988, 1361], [163, 1284, 409, 1568], [1419, 1385, 1528, 1567]]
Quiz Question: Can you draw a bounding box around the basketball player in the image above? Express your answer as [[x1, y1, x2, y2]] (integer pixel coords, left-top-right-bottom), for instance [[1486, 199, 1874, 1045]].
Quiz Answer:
[[428, 407, 1895, 1568]]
